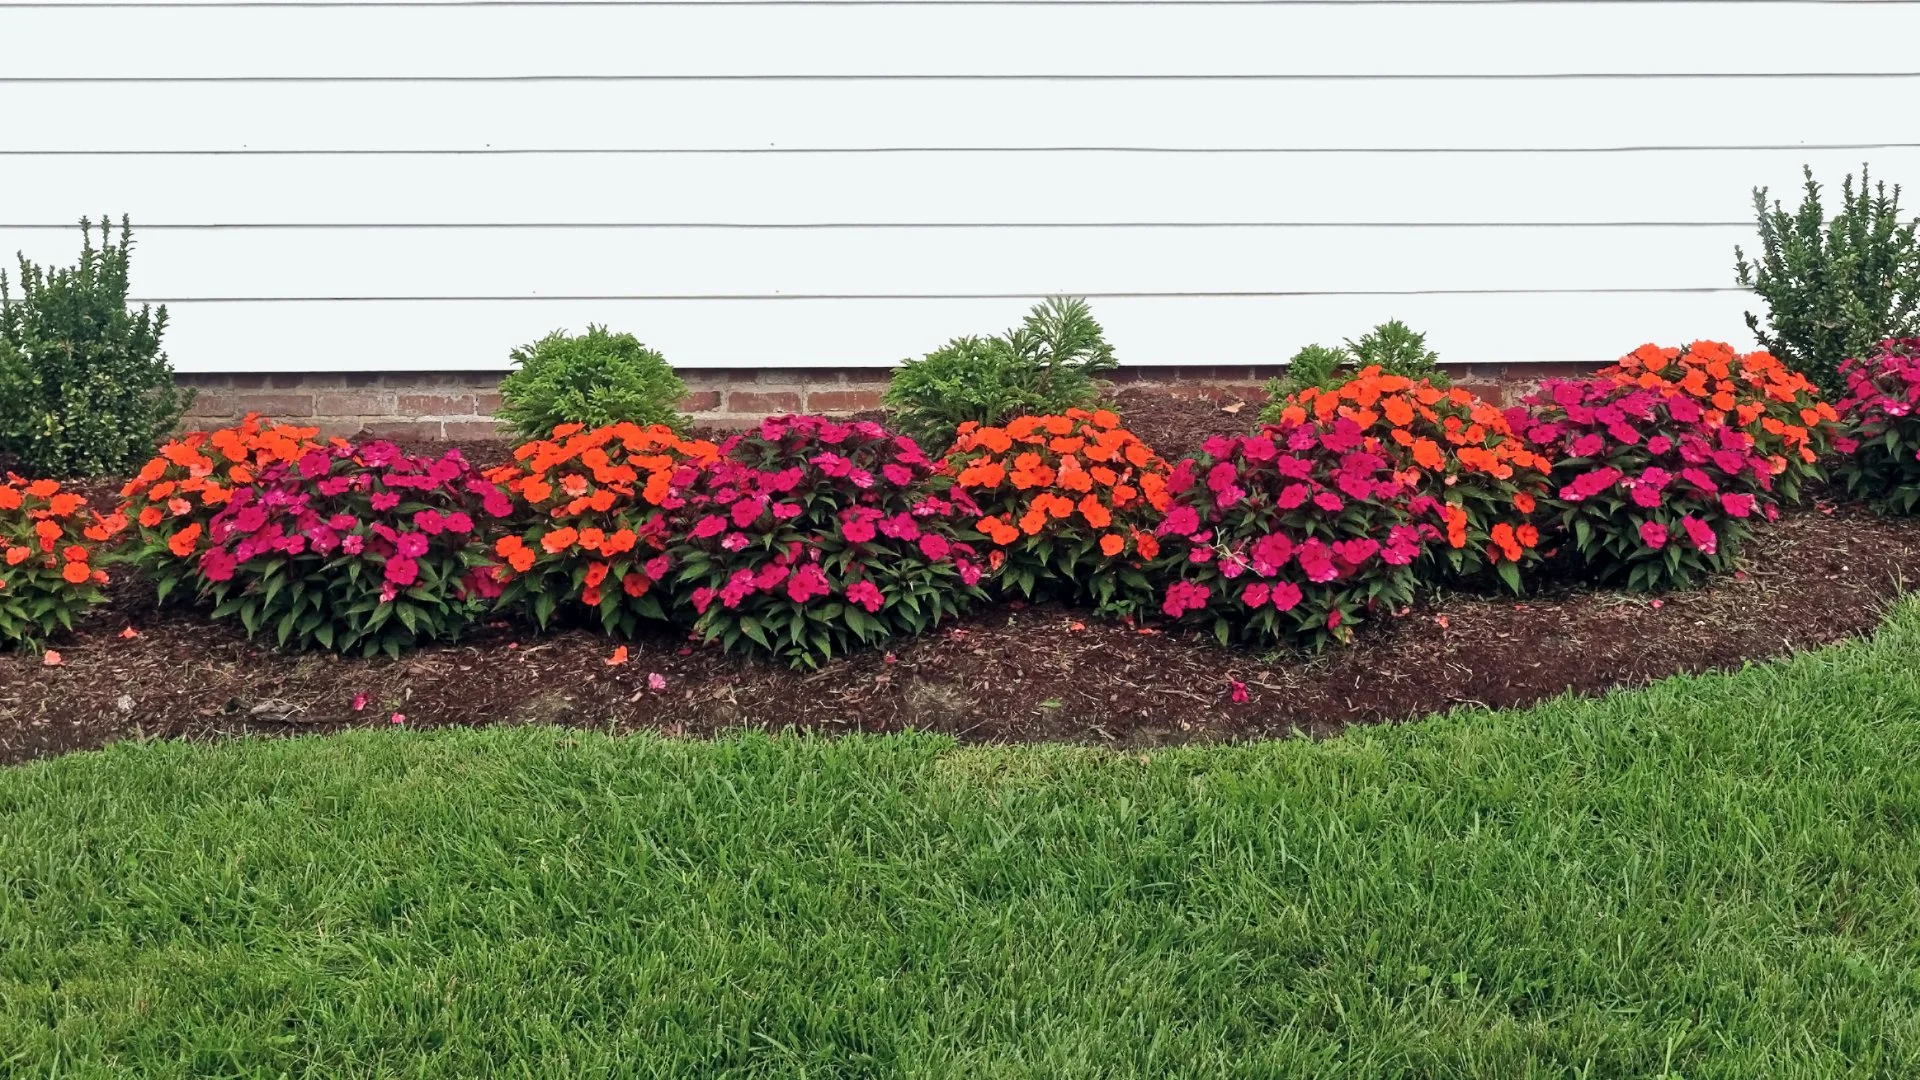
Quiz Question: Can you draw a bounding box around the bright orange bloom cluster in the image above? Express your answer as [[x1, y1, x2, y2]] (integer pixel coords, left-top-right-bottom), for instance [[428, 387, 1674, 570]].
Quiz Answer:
[[948, 410, 1172, 561], [120, 414, 334, 560], [1602, 341, 1838, 481], [487, 422, 719, 629], [0, 474, 125, 645], [1272, 368, 1553, 583]]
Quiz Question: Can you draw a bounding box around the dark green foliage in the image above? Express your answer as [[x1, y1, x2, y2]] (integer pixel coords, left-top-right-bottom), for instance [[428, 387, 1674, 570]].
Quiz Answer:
[[0, 217, 190, 478], [1261, 320, 1447, 420], [1736, 165, 1920, 396], [883, 297, 1117, 451], [496, 325, 688, 440]]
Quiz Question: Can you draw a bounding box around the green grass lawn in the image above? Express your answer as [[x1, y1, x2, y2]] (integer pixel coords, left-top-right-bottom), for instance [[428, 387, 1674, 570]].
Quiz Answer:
[[5, 608, 1920, 1078]]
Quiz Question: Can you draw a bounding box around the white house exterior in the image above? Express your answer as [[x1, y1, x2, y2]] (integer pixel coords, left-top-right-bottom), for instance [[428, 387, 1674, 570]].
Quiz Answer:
[[3, 0, 1916, 380]]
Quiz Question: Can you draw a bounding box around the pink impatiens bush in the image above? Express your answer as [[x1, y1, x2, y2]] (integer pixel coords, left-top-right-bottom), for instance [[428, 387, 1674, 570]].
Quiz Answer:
[[1513, 377, 1784, 590], [1833, 339, 1920, 513], [172, 441, 513, 657], [1151, 417, 1431, 648], [668, 415, 988, 667]]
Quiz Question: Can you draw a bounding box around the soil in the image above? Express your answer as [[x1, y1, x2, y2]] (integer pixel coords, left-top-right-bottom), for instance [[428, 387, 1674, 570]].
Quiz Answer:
[[4, 390, 1918, 766]]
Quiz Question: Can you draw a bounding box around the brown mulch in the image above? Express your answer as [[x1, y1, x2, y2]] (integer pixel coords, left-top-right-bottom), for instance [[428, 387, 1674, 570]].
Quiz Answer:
[[4, 496, 1917, 766], [1112, 386, 1264, 460]]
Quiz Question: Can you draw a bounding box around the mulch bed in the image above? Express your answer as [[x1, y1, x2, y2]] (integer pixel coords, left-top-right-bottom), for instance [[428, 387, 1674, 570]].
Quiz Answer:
[[5, 389, 1919, 765]]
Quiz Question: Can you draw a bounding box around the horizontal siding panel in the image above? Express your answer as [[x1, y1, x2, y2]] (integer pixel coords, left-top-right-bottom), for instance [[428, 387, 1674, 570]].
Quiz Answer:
[[4, 3, 1910, 78], [141, 292, 1759, 373], [2, 79, 1901, 153], [0, 225, 1758, 297], [5, 149, 1906, 225]]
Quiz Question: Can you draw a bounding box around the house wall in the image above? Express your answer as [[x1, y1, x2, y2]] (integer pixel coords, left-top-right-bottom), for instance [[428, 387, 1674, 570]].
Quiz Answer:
[[2, 1, 1915, 378]]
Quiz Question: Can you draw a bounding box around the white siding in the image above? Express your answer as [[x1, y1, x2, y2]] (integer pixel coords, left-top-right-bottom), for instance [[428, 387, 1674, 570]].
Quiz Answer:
[[0, 0, 1912, 373]]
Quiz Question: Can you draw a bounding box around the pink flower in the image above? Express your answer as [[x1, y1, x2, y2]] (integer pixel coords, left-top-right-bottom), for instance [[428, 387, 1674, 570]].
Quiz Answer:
[[1276, 484, 1310, 510], [882, 463, 915, 485], [396, 532, 429, 558], [1229, 679, 1249, 704], [841, 515, 877, 544], [1159, 580, 1212, 618], [443, 512, 474, 535], [731, 498, 766, 528], [1639, 520, 1668, 550], [1332, 538, 1380, 566], [1646, 435, 1674, 456], [413, 510, 446, 535], [352, 692, 368, 712], [1297, 540, 1337, 583], [692, 515, 728, 539], [1681, 515, 1717, 555], [341, 534, 365, 556], [721, 532, 750, 552], [787, 564, 831, 603], [648, 672, 667, 691], [957, 558, 982, 587], [200, 549, 238, 582], [1312, 491, 1345, 513], [772, 502, 803, 520], [692, 587, 717, 614], [845, 579, 885, 613], [1158, 505, 1201, 537], [645, 554, 672, 581], [1327, 609, 1344, 631], [371, 492, 400, 512], [1269, 580, 1303, 612], [918, 533, 951, 561], [1240, 582, 1270, 608], [1720, 492, 1755, 518], [385, 556, 419, 587], [1250, 532, 1293, 575]]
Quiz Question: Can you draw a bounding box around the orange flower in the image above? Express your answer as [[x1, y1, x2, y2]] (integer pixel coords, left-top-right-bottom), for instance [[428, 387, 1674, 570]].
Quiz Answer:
[[541, 527, 579, 554], [1100, 533, 1126, 557], [1079, 495, 1112, 529], [508, 547, 536, 573], [5, 547, 29, 566], [167, 522, 203, 558], [62, 561, 91, 585]]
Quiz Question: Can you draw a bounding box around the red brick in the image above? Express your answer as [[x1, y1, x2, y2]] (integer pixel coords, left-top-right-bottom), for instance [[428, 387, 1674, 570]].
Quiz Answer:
[[473, 392, 505, 414], [357, 420, 441, 441], [680, 390, 723, 412], [398, 393, 477, 416], [842, 368, 893, 384], [227, 374, 267, 389], [233, 393, 315, 418], [807, 389, 885, 413], [184, 392, 236, 418], [727, 390, 803, 414], [1455, 381, 1503, 406], [314, 391, 392, 417], [441, 420, 507, 442]]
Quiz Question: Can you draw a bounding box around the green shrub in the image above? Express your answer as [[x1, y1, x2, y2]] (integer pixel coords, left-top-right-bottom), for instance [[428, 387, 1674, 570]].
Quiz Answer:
[[1260, 320, 1447, 420], [883, 297, 1117, 451], [0, 217, 190, 478], [496, 325, 687, 441], [1736, 165, 1920, 397]]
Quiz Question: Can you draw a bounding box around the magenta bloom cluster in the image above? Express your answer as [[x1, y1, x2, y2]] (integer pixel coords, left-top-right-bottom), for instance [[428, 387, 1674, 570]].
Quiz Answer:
[[668, 415, 988, 665], [1153, 418, 1432, 647], [1833, 339, 1920, 511], [193, 441, 513, 655], [1513, 378, 1781, 589]]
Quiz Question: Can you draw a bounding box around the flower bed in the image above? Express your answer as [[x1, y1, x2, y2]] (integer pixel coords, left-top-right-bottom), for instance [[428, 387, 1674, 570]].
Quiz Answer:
[[1516, 376, 1784, 590], [1152, 418, 1429, 648], [145, 440, 514, 657], [486, 422, 720, 635], [941, 409, 1171, 614], [0, 476, 123, 647], [1271, 369, 1552, 591], [1833, 339, 1920, 512], [671, 415, 987, 667]]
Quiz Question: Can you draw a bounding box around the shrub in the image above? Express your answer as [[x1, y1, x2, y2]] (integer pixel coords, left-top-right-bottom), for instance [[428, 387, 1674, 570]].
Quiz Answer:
[[1598, 340, 1838, 502], [120, 414, 333, 603], [670, 415, 986, 667], [0, 476, 124, 647], [1151, 418, 1430, 648], [180, 442, 513, 657], [1262, 319, 1449, 402], [1513, 377, 1785, 590], [487, 422, 720, 635], [883, 297, 1117, 451], [1736, 165, 1920, 396], [496, 325, 689, 441], [1269, 368, 1553, 592], [940, 409, 1172, 614], [0, 217, 191, 478], [1831, 338, 1920, 512]]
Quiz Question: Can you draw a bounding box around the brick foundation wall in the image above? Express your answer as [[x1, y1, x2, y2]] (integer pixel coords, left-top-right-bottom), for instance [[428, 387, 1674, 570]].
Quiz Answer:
[[176, 362, 1584, 439]]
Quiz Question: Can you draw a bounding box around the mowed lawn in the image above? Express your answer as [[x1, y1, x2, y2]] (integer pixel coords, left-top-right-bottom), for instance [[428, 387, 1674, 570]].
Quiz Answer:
[[5, 610, 1920, 1077]]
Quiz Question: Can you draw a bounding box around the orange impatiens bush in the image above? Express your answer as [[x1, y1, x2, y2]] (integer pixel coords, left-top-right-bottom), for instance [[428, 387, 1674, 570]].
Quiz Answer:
[[1600, 341, 1838, 501], [941, 409, 1172, 613], [119, 414, 335, 601], [485, 421, 720, 635], [1269, 368, 1553, 591], [0, 475, 125, 647]]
